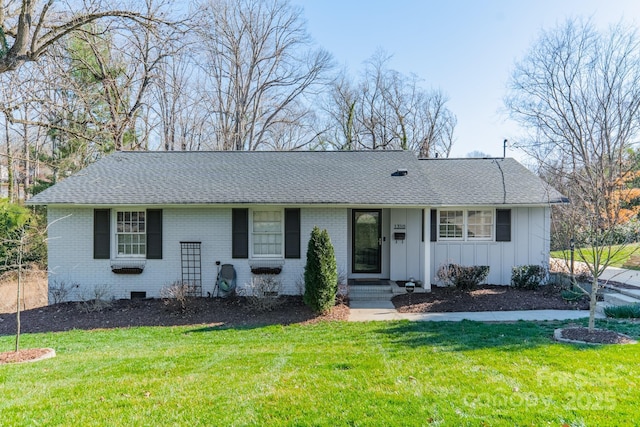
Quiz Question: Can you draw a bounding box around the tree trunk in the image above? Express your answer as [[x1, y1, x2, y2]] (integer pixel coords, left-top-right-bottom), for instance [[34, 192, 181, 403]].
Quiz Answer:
[[14, 230, 25, 352], [22, 115, 30, 199], [588, 275, 598, 332], [5, 117, 14, 202]]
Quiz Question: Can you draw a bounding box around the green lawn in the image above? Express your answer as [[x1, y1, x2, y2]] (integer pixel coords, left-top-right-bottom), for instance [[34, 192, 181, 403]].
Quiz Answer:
[[1, 320, 639, 426], [551, 242, 640, 268]]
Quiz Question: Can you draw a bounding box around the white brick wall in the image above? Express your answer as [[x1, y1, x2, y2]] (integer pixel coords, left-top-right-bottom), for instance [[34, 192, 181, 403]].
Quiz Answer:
[[46, 204, 549, 300], [300, 207, 348, 290], [46, 206, 348, 302]]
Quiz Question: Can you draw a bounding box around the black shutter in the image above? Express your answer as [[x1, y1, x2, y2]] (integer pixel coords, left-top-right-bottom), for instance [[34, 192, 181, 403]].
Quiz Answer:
[[232, 208, 249, 258], [430, 209, 437, 242], [284, 208, 301, 259], [496, 209, 511, 242], [146, 209, 163, 259], [94, 209, 110, 259]]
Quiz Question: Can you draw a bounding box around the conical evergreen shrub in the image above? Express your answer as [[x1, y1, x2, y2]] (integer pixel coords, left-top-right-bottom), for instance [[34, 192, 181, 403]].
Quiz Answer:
[[303, 226, 338, 313]]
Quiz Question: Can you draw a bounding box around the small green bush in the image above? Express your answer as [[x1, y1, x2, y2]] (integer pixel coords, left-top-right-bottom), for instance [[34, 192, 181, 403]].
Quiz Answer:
[[561, 289, 584, 302], [436, 263, 489, 289], [511, 265, 546, 289], [604, 304, 640, 319], [0, 199, 48, 272], [455, 265, 490, 289], [303, 226, 338, 313]]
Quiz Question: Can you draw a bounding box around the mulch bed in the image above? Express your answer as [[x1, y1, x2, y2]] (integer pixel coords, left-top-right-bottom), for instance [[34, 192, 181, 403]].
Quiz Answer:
[[0, 296, 349, 364], [0, 348, 55, 364], [0, 285, 633, 361], [556, 327, 637, 345], [393, 284, 590, 313], [0, 296, 349, 338]]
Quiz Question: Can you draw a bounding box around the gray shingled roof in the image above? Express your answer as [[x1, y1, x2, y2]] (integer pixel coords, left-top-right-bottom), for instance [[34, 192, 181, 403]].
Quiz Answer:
[[28, 151, 436, 206], [27, 151, 565, 206], [419, 157, 566, 205]]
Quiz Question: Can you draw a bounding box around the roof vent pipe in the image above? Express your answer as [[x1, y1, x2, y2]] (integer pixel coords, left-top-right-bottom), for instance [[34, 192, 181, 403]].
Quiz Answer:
[[392, 168, 408, 177]]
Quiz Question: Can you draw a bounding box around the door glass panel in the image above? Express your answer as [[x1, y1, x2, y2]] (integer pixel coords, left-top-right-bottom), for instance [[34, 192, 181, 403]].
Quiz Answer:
[[353, 210, 381, 273]]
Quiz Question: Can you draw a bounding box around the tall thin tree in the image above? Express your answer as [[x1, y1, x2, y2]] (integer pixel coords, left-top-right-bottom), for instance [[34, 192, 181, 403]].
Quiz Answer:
[[506, 19, 640, 331], [195, 0, 333, 151]]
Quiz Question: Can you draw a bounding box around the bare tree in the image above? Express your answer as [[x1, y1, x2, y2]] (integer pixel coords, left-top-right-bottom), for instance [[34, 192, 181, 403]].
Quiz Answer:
[[357, 52, 395, 150], [323, 51, 457, 156], [1, 112, 16, 201], [0, 0, 178, 186], [0, 199, 29, 351], [0, 0, 166, 74], [152, 45, 201, 151], [506, 19, 640, 331], [262, 106, 322, 151], [412, 89, 456, 158], [466, 150, 492, 158], [0, 1, 177, 192], [0, 62, 45, 200], [322, 72, 359, 150], [195, 0, 333, 151], [58, 2, 174, 151]]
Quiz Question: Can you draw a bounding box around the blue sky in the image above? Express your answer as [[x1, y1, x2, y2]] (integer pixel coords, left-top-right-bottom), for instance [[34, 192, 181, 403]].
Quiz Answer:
[[292, 0, 640, 159]]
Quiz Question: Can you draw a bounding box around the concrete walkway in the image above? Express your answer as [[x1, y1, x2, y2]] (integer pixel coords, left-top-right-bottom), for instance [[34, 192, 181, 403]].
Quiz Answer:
[[599, 266, 640, 287], [348, 265, 640, 322], [348, 300, 600, 322], [554, 258, 640, 288]]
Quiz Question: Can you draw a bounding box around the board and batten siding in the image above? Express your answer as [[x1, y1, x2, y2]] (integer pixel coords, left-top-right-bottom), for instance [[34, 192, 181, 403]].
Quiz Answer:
[[46, 206, 347, 302], [388, 208, 425, 283], [429, 207, 551, 285]]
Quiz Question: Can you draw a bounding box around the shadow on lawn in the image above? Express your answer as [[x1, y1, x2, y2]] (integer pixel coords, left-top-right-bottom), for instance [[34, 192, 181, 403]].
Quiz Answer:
[[189, 323, 280, 333], [376, 320, 578, 351], [0, 297, 347, 336], [378, 319, 640, 351]]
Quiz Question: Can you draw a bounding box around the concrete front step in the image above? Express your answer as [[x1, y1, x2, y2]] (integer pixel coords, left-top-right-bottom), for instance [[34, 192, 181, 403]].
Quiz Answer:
[[349, 284, 393, 301], [614, 287, 640, 300], [603, 292, 640, 306], [350, 285, 393, 292], [350, 290, 393, 297], [350, 294, 394, 302], [392, 285, 429, 295]]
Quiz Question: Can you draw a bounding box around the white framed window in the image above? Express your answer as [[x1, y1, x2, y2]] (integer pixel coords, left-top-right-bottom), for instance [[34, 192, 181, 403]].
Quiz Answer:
[[251, 209, 283, 258], [467, 210, 493, 240], [116, 210, 146, 256], [438, 209, 494, 241], [438, 210, 464, 239]]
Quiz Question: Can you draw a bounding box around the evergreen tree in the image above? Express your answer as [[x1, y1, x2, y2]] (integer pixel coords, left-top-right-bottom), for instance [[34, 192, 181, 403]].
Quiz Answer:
[[0, 199, 45, 272], [303, 226, 338, 313], [0, 199, 30, 270]]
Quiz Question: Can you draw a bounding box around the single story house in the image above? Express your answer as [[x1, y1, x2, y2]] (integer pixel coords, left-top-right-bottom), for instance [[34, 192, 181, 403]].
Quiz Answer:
[[27, 150, 565, 302]]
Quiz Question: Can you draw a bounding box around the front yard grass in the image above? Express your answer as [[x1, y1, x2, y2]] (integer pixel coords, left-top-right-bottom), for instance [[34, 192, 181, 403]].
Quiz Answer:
[[551, 242, 640, 269], [1, 320, 639, 426]]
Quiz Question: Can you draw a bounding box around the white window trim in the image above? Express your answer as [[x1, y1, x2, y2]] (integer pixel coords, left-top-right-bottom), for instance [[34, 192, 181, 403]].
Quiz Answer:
[[438, 209, 464, 240], [466, 209, 494, 241], [113, 209, 147, 259], [438, 209, 495, 242], [250, 208, 285, 259]]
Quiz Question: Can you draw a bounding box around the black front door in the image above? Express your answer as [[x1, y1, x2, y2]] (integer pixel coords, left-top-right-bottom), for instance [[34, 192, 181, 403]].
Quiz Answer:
[[352, 209, 382, 273]]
